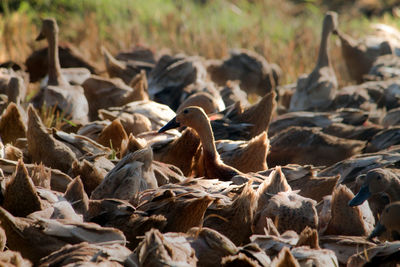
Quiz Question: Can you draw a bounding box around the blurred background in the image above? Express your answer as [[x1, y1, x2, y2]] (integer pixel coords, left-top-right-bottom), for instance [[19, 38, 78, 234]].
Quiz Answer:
[[1, 0, 399, 86]]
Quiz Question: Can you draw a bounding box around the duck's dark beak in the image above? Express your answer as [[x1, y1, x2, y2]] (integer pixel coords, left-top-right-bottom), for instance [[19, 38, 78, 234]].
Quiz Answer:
[[368, 222, 386, 239], [35, 31, 45, 41], [348, 184, 371, 206], [158, 117, 180, 133]]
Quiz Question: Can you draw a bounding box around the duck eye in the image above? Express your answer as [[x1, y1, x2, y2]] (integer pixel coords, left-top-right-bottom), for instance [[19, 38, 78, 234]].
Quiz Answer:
[[183, 109, 189, 114]]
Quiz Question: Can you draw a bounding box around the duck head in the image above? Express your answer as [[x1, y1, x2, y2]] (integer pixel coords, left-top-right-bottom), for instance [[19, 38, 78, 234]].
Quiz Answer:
[[349, 168, 391, 207], [36, 18, 58, 41], [158, 106, 208, 133], [324, 11, 338, 34], [176, 92, 221, 115], [369, 201, 400, 240]]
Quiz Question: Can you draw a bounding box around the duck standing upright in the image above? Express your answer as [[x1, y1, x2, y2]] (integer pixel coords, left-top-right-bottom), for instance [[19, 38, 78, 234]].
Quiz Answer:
[[158, 106, 242, 181], [31, 18, 89, 123], [289, 12, 338, 112]]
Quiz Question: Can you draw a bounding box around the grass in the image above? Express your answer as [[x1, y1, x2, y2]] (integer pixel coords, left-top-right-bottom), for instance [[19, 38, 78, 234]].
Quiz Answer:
[[1, 0, 400, 87]]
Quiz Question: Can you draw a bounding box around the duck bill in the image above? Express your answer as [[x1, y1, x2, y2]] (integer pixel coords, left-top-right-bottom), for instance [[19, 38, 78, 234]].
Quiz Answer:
[[368, 222, 386, 239], [35, 32, 45, 41], [158, 117, 180, 133], [348, 184, 371, 207]]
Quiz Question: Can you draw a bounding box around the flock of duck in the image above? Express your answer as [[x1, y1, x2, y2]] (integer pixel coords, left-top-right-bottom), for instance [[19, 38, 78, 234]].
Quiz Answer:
[[0, 9, 400, 266]]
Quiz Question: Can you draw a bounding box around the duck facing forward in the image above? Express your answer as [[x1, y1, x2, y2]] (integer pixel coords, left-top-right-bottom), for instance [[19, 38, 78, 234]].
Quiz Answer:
[[158, 106, 242, 181], [31, 18, 89, 123]]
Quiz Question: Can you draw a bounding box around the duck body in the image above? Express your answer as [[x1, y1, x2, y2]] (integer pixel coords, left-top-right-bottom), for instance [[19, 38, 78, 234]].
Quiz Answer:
[[215, 131, 269, 173], [268, 126, 366, 167], [334, 23, 400, 83], [207, 48, 281, 96]]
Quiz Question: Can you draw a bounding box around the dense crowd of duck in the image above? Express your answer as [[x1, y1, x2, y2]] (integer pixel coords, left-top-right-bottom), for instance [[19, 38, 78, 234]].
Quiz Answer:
[[0, 9, 400, 266]]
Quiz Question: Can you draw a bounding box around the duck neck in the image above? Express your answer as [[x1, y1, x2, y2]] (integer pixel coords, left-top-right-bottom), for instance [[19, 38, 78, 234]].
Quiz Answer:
[[316, 23, 332, 68], [47, 30, 66, 86], [336, 30, 357, 49], [194, 116, 219, 162]]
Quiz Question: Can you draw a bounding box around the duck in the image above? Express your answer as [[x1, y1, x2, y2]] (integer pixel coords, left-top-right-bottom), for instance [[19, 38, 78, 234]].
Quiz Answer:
[[215, 131, 269, 173], [6, 76, 26, 106], [177, 91, 224, 115], [148, 54, 208, 111], [90, 147, 157, 201], [254, 167, 294, 234], [99, 109, 152, 137], [63, 177, 89, 216], [158, 106, 243, 181], [289, 11, 338, 112], [226, 91, 277, 139], [96, 118, 128, 152], [206, 90, 276, 142], [2, 159, 46, 217], [324, 184, 375, 236], [102, 46, 154, 85], [203, 181, 258, 246], [349, 168, 400, 207], [268, 126, 366, 167], [261, 190, 318, 234], [82, 72, 148, 121], [26, 105, 77, 174], [368, 201, 400, 240], [333, 23, 400, 83], [30, 18, 89, 123], [0, 102, 26, 145], [206, 48, 281, 97]]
